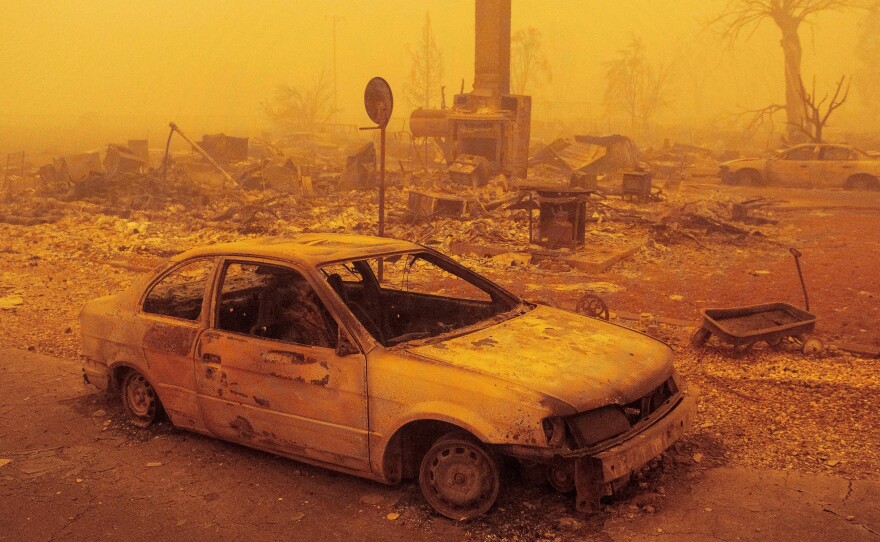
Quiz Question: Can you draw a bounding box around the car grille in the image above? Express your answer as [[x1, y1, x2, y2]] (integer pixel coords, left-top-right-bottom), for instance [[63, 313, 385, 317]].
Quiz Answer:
[[565, 376, 680, 449], [622, 376, 679, 425]]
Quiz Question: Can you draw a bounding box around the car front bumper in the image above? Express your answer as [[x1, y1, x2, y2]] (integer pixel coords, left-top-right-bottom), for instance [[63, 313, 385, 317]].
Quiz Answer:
[[500, 385, 698, 512], [572, 386, 698, 511]]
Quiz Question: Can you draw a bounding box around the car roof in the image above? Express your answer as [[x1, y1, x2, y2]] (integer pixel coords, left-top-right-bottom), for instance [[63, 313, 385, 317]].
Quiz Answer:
[[172, 233, 423, 266]]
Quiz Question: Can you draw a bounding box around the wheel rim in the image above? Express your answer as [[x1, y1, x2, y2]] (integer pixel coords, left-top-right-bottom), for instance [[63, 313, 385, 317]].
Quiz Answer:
[[547, 463, 575, 494], [421, 439, 499, 520], [575, 293, 610, 320], [124, 372, 156, 424]]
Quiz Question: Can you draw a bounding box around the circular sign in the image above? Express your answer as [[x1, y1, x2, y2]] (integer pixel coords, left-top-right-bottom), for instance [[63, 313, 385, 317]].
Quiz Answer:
[[364, 77, 393, 127]]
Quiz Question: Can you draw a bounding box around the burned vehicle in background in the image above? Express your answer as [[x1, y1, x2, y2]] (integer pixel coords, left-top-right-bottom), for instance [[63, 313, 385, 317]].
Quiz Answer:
[[80, 234, 696, 520], [720, 143, 880, 189]]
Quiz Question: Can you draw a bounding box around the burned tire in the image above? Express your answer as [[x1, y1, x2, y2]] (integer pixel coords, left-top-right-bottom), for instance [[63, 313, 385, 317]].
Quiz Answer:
[[419, 433, 501, 520], [546, 461, 576, 494], [121, 370, 160, 428], [736, 169, 766, 187]]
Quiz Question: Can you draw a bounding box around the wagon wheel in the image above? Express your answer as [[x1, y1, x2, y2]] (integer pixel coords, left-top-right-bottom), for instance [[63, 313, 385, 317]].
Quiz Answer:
[[731, 342, 754, 358], [575, 293, 609, 321], [802, 336, 824, 356], [691, 327, 711, 347], [766, 336, 785, 349]]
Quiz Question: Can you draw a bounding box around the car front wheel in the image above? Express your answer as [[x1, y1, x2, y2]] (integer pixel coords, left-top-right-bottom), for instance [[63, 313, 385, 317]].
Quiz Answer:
[[121, 370, 159, 427], [419, 433, 501, 520], [736, 169, 766, 186]]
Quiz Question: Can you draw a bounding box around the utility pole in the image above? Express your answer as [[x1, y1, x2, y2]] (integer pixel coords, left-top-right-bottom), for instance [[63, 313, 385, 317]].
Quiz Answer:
[[327, 15, 344, 119]]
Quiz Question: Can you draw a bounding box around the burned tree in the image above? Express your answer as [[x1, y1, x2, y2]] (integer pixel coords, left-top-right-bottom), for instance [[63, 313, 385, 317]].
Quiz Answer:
[[603, 38, 669, 131], [263, 70, 337, 132], [510, 27, 552, 95], [740, 75, 850, 144], [794, 75, 850, 142], [404, 12, 445, 110], [714, 0, 866, 141]]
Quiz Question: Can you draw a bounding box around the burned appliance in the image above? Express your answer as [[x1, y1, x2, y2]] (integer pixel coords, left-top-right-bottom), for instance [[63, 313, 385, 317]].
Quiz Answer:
[[622, 171, 652, 202], [520, 187, 591, 249]]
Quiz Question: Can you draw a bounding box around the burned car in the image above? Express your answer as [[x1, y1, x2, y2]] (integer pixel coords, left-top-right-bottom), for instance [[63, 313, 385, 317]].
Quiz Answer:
[[81, 234, 696, 519], [720, 143, 880, 189]]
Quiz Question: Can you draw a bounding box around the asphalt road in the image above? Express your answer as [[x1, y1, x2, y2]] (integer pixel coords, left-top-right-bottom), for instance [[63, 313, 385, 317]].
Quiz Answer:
[[1, 348, 877, 541]]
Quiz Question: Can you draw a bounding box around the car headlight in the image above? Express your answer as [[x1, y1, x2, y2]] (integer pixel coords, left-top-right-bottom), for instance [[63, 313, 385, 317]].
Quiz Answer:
[[541, 416, 566, 447]]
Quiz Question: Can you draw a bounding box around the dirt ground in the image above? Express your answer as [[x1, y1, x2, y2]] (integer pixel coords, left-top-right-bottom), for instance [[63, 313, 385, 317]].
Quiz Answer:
[[1, 177, 879, 540]]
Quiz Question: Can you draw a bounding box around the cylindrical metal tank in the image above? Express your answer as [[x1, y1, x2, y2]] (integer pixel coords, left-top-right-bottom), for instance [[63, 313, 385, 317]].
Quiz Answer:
[[409, 108, 450, 138]]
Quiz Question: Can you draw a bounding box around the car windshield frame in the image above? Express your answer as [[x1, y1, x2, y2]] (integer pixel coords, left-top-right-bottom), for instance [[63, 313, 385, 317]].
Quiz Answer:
[[318, 249, 531, 347]]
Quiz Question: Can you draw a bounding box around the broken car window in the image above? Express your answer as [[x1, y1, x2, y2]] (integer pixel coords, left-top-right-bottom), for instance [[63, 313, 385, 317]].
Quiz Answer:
[[216, 262, 337, 349], [142, 258, 214, 321], [783, 146, 816, 161], [387, 254, 492, 302], [321, 252, 518, 346], [820, 147, 854, 161]]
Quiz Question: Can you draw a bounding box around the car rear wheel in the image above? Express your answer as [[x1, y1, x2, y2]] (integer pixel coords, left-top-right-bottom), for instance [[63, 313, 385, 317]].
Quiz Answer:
[[419, 433, 501, 520], [121, 370, 159, 427], [846, 175, 879, 191]]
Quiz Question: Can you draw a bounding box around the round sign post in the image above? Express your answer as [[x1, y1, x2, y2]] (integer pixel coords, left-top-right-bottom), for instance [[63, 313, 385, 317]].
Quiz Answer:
[[363, 78, 393, 238], [363, 77, 393, 282]]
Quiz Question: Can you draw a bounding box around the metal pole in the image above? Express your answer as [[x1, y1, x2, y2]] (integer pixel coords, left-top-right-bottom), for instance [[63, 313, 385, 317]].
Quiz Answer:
[[169, 122, 235, 186], [379, 126, 386, 238], [790, 248, 810, 312], [333, 19, 337, 117], [161, 125, 174, 182], [378, 126, 386, 283]]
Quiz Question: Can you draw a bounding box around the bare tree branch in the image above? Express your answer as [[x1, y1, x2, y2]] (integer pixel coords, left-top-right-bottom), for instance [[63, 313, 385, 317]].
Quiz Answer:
[[263, 70, 338, 132]]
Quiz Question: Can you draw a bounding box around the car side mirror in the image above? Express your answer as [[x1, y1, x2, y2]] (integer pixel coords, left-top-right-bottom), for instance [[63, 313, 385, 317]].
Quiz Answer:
[[336, 329, 360, 357]]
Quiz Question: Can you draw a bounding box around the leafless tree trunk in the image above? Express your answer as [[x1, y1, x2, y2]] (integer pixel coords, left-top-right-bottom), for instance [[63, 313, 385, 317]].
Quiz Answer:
[[776, 14, 804, 139]]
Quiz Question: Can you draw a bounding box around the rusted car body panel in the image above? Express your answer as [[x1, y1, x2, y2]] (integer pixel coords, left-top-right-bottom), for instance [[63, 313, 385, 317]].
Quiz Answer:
[[81, 234, 696, 511]]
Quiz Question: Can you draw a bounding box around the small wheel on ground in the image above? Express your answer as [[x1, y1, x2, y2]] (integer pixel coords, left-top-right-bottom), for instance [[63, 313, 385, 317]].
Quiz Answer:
[[691, 327, 711, 347], [731, 342, 754, 358], [766, 336, 784, 349], [802, 336, 825, 356], [419, 433, 501, 521], [575, 293, 610, 320], [121, 370, 159, 427]]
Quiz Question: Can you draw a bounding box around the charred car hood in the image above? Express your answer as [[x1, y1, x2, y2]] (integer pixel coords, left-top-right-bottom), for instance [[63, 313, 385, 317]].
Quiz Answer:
[[408, 305, 674, 412]]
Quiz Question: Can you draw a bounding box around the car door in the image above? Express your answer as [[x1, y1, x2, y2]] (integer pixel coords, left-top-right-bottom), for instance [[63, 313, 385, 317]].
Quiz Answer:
[[138, 257, 217, 432], [767, 145, 817, 187], [194, 258, 371, 472], [817, 145, 857, 187]]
